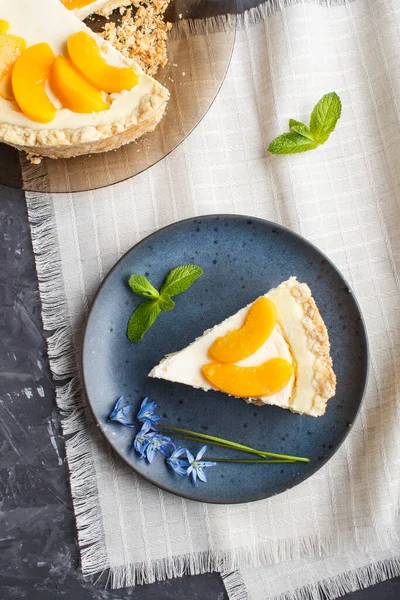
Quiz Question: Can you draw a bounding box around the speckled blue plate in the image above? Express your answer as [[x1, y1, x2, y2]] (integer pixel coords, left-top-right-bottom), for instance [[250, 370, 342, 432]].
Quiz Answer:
[[82, 215, 368, 504]]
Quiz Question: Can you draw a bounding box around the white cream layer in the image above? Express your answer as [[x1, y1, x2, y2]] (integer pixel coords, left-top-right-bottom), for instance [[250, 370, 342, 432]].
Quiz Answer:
[[150, 279, 318, 415], [150, 303, 295, 410], [0, 0, 164, 130]]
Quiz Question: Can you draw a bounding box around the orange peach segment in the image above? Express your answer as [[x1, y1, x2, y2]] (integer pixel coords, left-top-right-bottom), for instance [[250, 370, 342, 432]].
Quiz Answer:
[[12, 43, 56, 123], [0, 20, 9, 35], [50, 56, 109, 114], [202, 358, 294, 398], [0, 21, 26, 101], [208, 297, 277, 363], [61, 0, 96, 8], [67, 31, 139, 94]]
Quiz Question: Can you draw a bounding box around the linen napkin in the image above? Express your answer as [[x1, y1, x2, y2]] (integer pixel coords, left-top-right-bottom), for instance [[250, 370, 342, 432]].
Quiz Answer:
[[25, 0, 400, 598]]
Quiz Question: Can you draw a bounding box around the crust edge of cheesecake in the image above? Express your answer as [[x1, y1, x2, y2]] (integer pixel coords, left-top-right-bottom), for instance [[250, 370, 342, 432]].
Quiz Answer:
[[0, 86, 169, 159], [293, 278, 336, 416], [248, 277, 336, 417]]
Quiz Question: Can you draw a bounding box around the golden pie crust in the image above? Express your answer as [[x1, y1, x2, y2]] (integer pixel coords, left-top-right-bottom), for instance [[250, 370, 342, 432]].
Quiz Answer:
[[247, 278, 336, 416]]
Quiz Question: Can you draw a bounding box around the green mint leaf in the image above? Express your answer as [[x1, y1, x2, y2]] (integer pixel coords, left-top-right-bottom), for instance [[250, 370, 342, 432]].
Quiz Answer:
[[160, 264, 203, 297], [289, 119, 316, 142], [127, 300, 161, 343], [268, 133, 318, 154], [309, 92, 342, 144], [159, 294, 175, 311], [128, 275, 159, 300]]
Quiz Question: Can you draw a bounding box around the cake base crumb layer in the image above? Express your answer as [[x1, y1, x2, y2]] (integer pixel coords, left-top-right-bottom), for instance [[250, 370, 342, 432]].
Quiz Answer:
[[6, 98, 167, 159], [291, 279, 336, 415], [99, 1, 172, 76], [246, 277, 336, 417]]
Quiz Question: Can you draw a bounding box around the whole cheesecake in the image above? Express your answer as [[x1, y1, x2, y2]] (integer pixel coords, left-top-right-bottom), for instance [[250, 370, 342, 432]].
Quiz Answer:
[[0, 0, 169, 159]]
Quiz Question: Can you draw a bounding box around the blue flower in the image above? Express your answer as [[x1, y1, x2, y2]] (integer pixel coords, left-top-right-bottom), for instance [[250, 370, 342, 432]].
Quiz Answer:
[[166, 447, 190, 476], [133, 422, 175, 463], [133, 421, 153, 458], [186, 446, 216, 485], [136, 397, 161, 425], [145, 433, 175, 463], [109, 396, 136, 428]]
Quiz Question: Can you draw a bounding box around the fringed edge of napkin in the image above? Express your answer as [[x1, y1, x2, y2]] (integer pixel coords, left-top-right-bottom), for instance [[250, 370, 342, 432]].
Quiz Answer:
[[236, 0, 352, 28], [168, 0, 353, 38], [223, 571, 249, 600], [105, 526, 400, 587], [222, 556, 400, 600], [26, 193, 110, 576]]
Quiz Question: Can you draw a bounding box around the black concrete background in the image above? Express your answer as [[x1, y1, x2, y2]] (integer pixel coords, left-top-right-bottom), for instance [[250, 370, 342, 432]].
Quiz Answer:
[[0, 185, 399, 599]]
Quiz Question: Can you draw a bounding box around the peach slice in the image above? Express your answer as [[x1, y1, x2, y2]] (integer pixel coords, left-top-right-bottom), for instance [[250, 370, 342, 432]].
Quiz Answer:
[[50, 56, 109, 114], [61, 0, 96, 8], [202, 358, 294, 398], [208, 297, 277, 363], [0, 21, 26, 101], [67, 31, 139, 94], [0, 20, 9, 35], [12, 43, 56, 123]]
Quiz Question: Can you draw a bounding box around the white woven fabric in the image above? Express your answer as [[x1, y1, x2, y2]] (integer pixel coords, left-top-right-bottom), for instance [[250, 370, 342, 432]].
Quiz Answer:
[[26, 1, 400, 598], [224, 545, 400, 600]]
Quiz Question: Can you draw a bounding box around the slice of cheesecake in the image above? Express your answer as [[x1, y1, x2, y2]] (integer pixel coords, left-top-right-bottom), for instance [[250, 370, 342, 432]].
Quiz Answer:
[[150, 277, 336, 417], [0, 0, 169, 159]]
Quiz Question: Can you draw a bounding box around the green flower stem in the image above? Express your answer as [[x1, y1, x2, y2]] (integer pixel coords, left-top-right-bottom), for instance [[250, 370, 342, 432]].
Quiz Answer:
[[168, 433, 294, 463], [156, 426, 265, 457], [155, 425, 310, 463], [164, 432, 242, 451], [204, 457, 296, 463]]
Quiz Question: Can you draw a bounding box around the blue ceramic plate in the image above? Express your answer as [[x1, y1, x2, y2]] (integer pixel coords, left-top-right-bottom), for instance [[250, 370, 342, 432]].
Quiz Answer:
[[82, 215, 368, 504]]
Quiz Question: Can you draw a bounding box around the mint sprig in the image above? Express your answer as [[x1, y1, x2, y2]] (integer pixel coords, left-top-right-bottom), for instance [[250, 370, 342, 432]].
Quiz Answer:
[[127, 301, 161, 343], [128, 275, 159, 300], [288, 119, 315, 141], [158, 294, 175, 311], [268, 92, 342, 154], [160, 265, 203, 296], [268, 133, 318, 154], [126, 265, 203, 343], [309, 92, 342, 143]]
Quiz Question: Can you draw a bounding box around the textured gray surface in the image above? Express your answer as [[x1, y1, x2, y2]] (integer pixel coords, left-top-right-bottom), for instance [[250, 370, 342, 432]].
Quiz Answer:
[[0, 184, 398, 599]]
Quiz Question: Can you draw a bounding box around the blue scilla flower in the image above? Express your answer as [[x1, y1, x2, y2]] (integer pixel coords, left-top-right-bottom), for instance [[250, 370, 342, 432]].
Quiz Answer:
[[133, 422, 175, 463], [186, 446, 216, 485], [145, 433, 175, 463], [109, 396, 136, 428], [133, 421, 153, 458], [136, 397, 161, 425], [166, 447, 190, 476]]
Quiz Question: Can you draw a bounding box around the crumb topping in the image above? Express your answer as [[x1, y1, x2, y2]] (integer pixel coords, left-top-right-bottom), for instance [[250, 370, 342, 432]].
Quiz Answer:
[[26, 153, 42, 164], [99, 1, 172, 76]]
